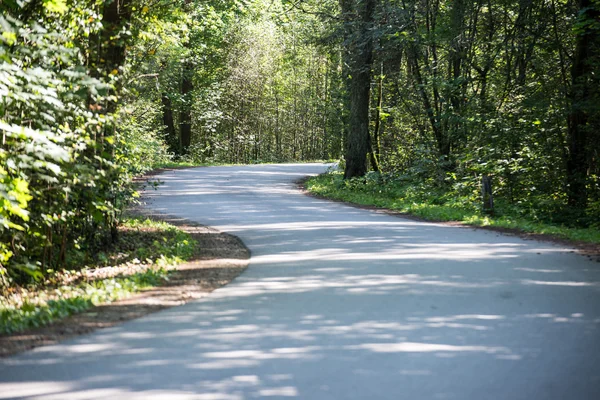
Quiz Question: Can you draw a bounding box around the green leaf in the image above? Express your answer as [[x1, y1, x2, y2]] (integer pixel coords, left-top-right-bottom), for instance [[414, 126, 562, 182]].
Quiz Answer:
[[43, 0, 68, 14]]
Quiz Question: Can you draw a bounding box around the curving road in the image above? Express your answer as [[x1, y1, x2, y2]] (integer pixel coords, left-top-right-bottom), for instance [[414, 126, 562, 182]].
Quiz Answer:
[[2, 163, 600, 399]]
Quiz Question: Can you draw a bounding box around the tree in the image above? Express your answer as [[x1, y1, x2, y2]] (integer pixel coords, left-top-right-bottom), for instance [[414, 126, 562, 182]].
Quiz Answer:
[[341, 0, 376, 179], [566, 0, 600, 209]]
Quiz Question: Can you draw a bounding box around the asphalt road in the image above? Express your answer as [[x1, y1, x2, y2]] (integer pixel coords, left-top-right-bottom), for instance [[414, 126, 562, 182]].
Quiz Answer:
[[2, 163, 600, 399]]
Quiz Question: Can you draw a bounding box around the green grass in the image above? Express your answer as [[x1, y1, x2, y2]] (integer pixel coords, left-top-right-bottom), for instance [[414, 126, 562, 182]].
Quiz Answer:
[[306, 172, 600, 244], [0, 269, 167, 334], [115, 218, 197, 265], [0, 218, 197, 334]]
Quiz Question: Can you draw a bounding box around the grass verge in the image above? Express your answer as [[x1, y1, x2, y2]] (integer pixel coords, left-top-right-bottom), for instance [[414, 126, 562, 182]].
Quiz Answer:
[[305, 172, 600, 245], [0, 218, 197, 335]]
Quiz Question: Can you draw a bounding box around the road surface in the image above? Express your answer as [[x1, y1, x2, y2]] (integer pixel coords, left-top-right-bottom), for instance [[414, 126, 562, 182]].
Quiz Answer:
[[1, 163, 600, 399]]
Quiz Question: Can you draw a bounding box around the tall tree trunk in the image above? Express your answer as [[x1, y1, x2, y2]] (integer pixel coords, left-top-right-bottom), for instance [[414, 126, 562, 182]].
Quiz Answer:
[[99, 0, 131, 111], [446, 0, 466, 160], [566, 0, 598, 209], [95, 0, 132, 242], [178, 0, 194, 156], [339, 0, 352, 165], [344, 0, 376, 179]]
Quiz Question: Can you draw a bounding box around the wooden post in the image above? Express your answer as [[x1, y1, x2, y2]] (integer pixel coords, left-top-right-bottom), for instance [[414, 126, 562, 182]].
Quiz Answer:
[[482, 175, 494, 214]]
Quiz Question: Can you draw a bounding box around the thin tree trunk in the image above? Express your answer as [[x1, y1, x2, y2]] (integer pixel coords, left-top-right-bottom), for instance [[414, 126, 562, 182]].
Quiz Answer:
[[371, 64, 384, 170], [180, 61, 193, 155], [161, 93, 178, 154]]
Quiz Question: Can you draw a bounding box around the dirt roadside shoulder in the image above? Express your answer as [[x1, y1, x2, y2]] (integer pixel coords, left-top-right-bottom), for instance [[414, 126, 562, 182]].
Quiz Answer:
[[0, 210, 250, 358]]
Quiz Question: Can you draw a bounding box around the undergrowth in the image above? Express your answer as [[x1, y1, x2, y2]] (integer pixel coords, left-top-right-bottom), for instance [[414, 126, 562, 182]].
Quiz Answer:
[[0, 218, 197, 335]]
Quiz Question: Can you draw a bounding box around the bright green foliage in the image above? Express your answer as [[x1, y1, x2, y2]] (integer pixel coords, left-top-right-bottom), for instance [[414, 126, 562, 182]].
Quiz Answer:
[[0, 1, 144, 287], [126, 0, 342, 164], [209, 1, 343, 163], [119, 218, 197, 263], [1, 6, 103, 282], [124, 0, 243, 158]]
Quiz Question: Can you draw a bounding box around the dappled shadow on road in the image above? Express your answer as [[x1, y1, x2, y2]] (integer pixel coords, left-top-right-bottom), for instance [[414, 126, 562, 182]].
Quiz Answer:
[[2, 164, 600, 399], [2, 297, 600, 399]]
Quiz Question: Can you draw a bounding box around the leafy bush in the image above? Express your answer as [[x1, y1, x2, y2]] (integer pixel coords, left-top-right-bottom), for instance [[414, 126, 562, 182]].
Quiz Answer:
[[0, 4, 134, 287]]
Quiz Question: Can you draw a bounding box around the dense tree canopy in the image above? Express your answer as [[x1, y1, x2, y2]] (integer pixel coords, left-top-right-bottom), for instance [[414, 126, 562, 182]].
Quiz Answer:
[[1, 0, 599, 287], [337, 0, 599, 221]]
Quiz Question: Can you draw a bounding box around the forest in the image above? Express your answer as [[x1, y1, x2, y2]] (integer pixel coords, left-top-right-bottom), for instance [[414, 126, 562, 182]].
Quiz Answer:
[[1, 0, 599, 291]]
